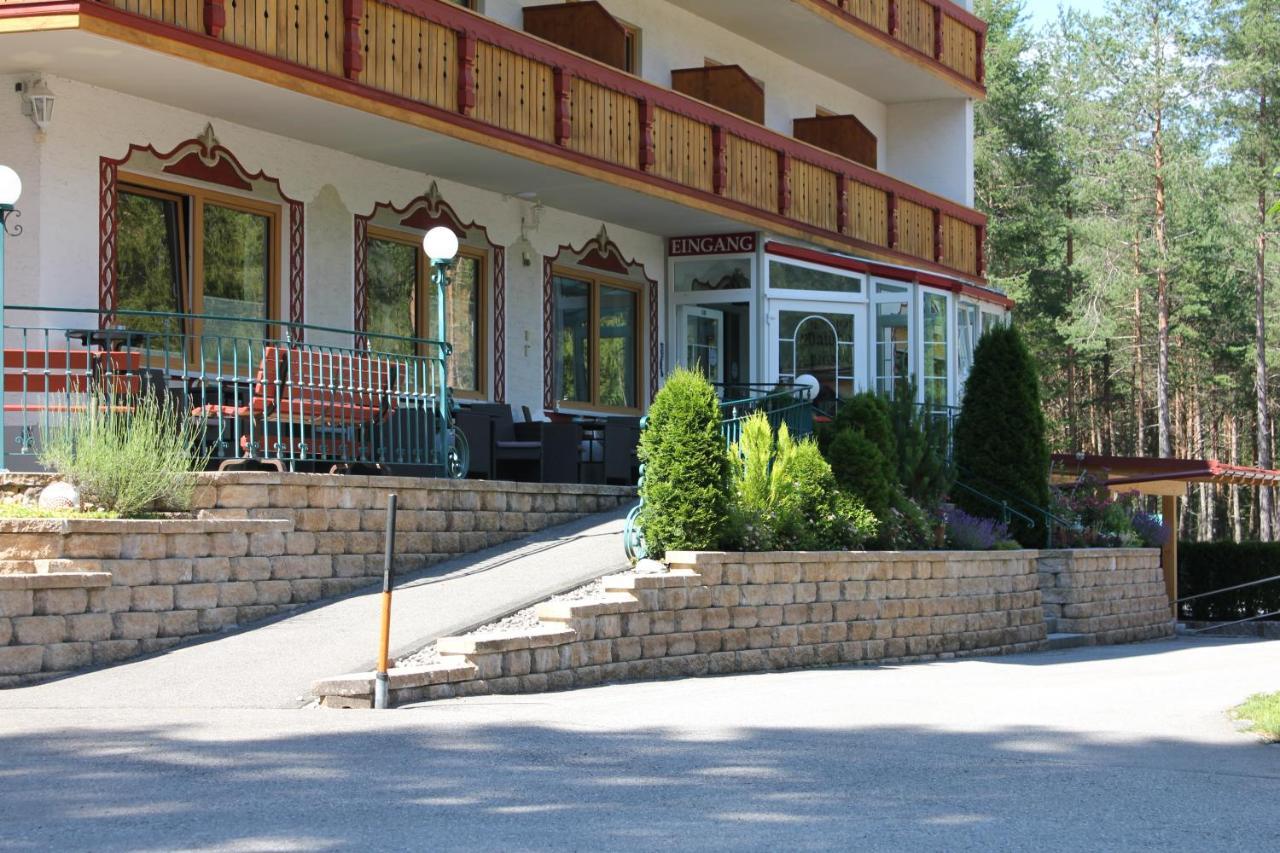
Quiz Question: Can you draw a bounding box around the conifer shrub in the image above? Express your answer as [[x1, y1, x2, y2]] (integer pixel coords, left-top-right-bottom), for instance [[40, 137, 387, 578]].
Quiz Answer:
[[886, 377, 954, 508], [636, 367, 731, 556], [821, 391, 898, 523], [952, 325, 1050, 545], [727, 412, 877, 551]]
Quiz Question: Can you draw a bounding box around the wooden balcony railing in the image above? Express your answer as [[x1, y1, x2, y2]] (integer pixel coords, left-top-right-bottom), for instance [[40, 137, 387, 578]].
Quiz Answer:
[[811, 0, 985, 89], [60, 0, 986, 279]]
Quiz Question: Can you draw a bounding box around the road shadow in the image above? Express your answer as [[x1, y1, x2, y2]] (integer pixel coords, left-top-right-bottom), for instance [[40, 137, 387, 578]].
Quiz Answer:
[[1, 710, 1275, 851]]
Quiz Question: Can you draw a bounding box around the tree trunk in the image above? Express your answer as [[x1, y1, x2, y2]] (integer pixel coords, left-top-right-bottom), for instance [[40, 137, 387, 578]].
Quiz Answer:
[[1230, 415, 1242, 543], [1153, 105, 1173, 459], [1256, 93, 1274, 540]]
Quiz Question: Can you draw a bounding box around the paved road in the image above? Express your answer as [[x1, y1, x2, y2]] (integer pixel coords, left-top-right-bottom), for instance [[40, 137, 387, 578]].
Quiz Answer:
[[0, 509, 631, 711], [1, 636, 1276, 851]]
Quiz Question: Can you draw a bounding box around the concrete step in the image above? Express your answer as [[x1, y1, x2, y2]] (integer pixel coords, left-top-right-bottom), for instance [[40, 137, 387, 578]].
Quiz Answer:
[[1044, 615, 1059, 634], [1046, 632, 1090, 651]]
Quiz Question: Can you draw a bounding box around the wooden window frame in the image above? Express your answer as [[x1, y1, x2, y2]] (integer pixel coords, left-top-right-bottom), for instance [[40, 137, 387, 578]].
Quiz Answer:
[[366, 224, 488, 400], [552, 265, 644, 415], [117, 171, 282, 349]]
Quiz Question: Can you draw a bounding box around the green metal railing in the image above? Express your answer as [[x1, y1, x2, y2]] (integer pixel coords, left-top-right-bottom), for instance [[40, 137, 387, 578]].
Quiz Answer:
[[2, 304, 462, 476], [717, 382, 814, 446]]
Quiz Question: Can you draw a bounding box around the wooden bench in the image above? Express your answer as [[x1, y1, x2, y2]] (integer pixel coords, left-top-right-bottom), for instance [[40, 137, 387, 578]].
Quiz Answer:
[[3, 348, 144, 412], [220, 345, 399, 470]]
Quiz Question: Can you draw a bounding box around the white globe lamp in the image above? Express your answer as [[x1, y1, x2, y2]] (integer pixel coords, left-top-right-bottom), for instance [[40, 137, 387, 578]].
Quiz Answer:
[[422, 226, 459, 262], [0, 165, 21, 208]]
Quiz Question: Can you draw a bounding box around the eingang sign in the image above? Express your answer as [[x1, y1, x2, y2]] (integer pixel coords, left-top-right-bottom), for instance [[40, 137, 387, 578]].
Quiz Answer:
[[668, 232, 756, 257]]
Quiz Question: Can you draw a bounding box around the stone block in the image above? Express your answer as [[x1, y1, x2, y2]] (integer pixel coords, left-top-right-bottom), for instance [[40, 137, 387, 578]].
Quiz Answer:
[[33, 588, 88, 616], [167, 534, 212, 559], [675, 610, 703, 633], [88, 586, 131, 614], [119, 534, 166, 560], [0, 590, 34, 618], [43, 642, 92, 671], [612, 636, 642, 661], [665, 632, 696, 656], [63, 534, 123, 560], [757, 605, 783, 627], [191, 558, 232, 584], [208, 533, 249, 558], [151, 559, 194, 585], [729, 607, 758, 629], [14, 615, 66, 645], [254, 581, 293, 605], [0, 617, 9, 645], [173, 583, 220, 610], [290, 580, 324, 603], [109, 561, 155, 587], [130, 585, 174, 612], [232, 557, 274, 582], [641, 635, 668, 659], [113, 611, 160, 640], [157, 610, 199, 637], [236, 605, 279, 624], [217, 485, 270, 508], [140, 637, 184, 655], [198, 607, 239, 633], [93, 639, 141, 665], [285, 533, 318, 556], [217, 582, 258, 608], [0, 645, 45, 675]]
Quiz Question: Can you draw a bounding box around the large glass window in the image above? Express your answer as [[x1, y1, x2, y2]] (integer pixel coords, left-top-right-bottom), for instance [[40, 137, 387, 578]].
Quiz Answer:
[[956, 301, 979, 402], [673, 257, 752, 292], [366, 227, 485, 395], [554, 272, 642, 411], [768, 259, 862, 295], [117, 180, 276, 359], [777, 309, 856, 402], [874, 282, 910, 398], [922, 292, 949, 410]]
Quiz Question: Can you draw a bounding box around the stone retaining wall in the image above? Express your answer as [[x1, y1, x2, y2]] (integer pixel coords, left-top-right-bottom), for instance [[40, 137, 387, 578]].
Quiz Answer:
[[314, 549, 1049, 707], [1036, 549, 1173, 644], [0, 472, 635, 685]]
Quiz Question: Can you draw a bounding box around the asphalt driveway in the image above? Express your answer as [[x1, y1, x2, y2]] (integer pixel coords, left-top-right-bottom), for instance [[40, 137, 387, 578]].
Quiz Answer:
[[1, 636, 1276, 851]]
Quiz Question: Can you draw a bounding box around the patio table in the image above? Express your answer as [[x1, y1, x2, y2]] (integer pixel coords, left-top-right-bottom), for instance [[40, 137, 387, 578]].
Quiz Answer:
[[65, 328, 150, 352]]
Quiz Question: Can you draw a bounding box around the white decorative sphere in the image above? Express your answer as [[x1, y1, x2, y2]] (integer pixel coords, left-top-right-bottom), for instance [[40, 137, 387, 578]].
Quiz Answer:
[[0, 164, 20, 206], [38, 481, 81, 511], [422, 226, 459, 261]]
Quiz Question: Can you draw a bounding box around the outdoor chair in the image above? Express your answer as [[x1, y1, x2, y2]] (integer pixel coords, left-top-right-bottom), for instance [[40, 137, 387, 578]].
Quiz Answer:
[[603, 416, 641, 485], [469, 403, 579, 483]]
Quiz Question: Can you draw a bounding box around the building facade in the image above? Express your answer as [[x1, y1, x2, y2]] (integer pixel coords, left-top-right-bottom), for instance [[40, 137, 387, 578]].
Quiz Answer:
[[0, 0, 1005, 426]]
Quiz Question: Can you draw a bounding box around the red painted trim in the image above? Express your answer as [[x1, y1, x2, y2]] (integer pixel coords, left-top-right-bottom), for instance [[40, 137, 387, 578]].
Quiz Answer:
[[353, 215, 368, 347], [712, 126, 727, 196], [932, 207, 943, 264], [975, 29, 986, 87], [542, 258, 554, 411], [342, 0, 363, 80], [203, 0, 223, 38], [976, 222, 987, 278], [887, 192, 899, 251], [0, 2, 80, 18], [492, 246, 506, 403], [163, 151, 253, 190], [932, 5, 943, 60], [58, 1, 985, 280], [289, 200, 305, 332], [648, 278, 659, 403], [98, 157, 118, 328], [554, 67, 573, 146], [888, 0, 899, 36], [836, 173, 849, 235], [763, 241, 1013, 309]]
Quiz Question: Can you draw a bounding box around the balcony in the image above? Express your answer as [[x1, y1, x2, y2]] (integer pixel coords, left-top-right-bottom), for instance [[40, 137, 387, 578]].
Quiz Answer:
[[669, 0, 985, 101], [0, 0, 986, 281]]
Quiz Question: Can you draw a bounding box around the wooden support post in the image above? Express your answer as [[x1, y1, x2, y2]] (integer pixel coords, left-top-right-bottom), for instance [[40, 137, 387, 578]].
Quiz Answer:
[[638, 97, 655, 171], [342, 0, 364, 81], [976, 222, 987, 278], [553, 68, 573, 146], [888, 0, 899, 37], [976, 29, 986, 85], [203, 0, 225, 38], [836, 173, 849, 236], [933, 5, 944, 60], [458, 31, 477, 117], [933, 208, 944, 264], [1162, 493, 1179, 618], [777, 152, 791, 216], [886, 191, 898, 250], [712, 125, 728, 196]]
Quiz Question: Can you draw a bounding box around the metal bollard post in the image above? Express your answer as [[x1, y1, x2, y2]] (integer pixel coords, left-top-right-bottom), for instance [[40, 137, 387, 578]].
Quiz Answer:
[[374, 493, 398, 709]]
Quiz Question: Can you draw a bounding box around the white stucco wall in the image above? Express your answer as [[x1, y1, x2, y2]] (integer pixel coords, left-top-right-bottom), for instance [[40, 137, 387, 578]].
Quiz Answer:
[[883, 98, 974, 206], [0, 73, 666, 417]]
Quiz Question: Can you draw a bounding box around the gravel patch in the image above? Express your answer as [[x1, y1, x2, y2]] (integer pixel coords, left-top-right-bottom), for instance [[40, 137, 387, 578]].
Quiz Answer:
[[395, 573, 634, 669]]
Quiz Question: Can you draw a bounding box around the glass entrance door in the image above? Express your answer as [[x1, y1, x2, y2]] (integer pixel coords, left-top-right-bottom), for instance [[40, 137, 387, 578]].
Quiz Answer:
[[770, 302, 867, 407], [678, 305, 725, 384]]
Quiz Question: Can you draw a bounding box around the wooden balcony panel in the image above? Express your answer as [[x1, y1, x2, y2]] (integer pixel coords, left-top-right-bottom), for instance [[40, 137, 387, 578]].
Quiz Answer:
[[670, 66, 765, 125], [943, 214, 978, 275], [793, 114, 877, 169], [724, 134, 777, 211], [473, 41, 557, 143], [790, 159, 838, 233], [652, 108, 715, 193], [939, 15, 978, 79], [569, 76, 639, 168], [848, 182, 889, 248], [897, 198, 934, 262], [111, 0, 200, 29], [522, 0, 627, 71], [898, 0, 936, 58], [360, 1, 458, 111], [845, 0, 890, 32]]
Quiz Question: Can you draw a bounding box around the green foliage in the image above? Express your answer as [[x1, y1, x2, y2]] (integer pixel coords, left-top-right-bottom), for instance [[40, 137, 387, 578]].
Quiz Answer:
[[885, 378, 954, 509], [823, 392, 898, 524], [953, 326, 1049, 545], [636, 368, 731, 557], [1177, 541, 1280, 622], [39, 391, 211, 517], [1233, 692, 1280, 741], [727, 412, 877, 551]]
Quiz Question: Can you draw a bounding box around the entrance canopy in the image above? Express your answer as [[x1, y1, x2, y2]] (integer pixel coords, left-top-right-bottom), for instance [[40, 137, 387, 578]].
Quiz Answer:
[[1050, 453, 1280, 616]]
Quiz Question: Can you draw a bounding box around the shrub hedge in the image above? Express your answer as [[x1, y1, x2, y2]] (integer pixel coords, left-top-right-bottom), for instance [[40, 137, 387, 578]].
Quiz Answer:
[[1178, 541, 1280, 622]]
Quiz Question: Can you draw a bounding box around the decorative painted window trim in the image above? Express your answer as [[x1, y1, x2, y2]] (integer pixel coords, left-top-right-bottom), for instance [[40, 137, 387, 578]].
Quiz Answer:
[[353, 181, 506, 403], [542, 225, 658, 412], [98, 124, 305, 332]]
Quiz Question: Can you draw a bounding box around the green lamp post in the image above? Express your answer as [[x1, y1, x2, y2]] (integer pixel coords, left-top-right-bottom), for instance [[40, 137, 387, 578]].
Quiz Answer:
[[0, 164, 23, 473], [422, 225, 459, 475]]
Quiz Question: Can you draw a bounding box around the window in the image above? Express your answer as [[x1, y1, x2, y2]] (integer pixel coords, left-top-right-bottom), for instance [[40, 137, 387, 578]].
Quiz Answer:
[[874, 282, 910, 398], [768, 259, 862, 295], [777, 310, 856, 402], [922, 291, 949, 410], [673, 257, 752, 292], [117, 177, 277, 359], [365, 226, 485, 396], [553, 271, 642, 411], [956, 301, 979, 400]]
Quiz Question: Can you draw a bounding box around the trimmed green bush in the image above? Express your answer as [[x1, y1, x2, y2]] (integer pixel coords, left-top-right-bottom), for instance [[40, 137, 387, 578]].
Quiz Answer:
[[727, 411, 877, 551], [953, 325, 1049, 546], [822, 392, 898, 523], [636, 367, 731, 557], [886, 377, 954, 509], [1178, 541, 1280, 622], [39, 390, 211, 516]]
